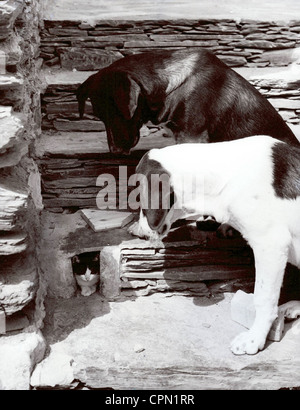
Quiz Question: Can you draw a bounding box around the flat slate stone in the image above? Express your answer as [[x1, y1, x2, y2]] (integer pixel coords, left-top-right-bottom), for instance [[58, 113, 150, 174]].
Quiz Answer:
[[80, 209, 134, 232], [39, 293, 300, 390]]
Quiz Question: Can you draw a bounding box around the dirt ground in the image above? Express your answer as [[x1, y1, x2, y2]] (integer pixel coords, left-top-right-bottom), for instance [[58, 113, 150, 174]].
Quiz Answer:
[[43, 0, 300, 22]]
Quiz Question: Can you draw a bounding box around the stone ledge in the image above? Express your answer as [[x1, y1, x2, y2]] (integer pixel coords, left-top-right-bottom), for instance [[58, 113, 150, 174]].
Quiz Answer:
[[37, 292, 300, 390], [0, 106, 28, 168], [0, 183, 27, 232], [0, 232, 27, 255], [35, 130, 175, 157], [44, 65, 300, 86], [0, 74, 23, 90], [0, 106, 23, 152]]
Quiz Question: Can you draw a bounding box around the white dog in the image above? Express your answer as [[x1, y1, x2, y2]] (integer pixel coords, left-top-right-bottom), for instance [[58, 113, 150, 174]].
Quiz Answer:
[[129, 135, 300, 355]]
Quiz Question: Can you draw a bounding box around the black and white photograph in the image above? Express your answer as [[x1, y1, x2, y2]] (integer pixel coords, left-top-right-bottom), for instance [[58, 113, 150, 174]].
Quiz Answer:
[[0, 0, 300, 392]]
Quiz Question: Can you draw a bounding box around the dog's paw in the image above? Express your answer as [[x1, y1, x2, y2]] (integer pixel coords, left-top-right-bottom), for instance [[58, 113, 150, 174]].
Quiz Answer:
[[127, 221, 148, 239], [230, 330, 266, 355], [128, 221, 161, 242], [279, 301, 300, 320]]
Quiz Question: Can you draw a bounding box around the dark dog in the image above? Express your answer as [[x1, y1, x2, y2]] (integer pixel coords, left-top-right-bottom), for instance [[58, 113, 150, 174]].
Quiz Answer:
[[76, 48, 298, 154]]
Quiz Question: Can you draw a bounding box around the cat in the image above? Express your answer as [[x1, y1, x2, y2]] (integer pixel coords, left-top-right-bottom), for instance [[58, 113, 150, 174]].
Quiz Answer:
[[72, 252, 100, 296]]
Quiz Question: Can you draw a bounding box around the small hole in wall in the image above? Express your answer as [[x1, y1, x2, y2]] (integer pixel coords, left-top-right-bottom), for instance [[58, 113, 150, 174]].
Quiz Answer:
[[71, 251, 100, 297]]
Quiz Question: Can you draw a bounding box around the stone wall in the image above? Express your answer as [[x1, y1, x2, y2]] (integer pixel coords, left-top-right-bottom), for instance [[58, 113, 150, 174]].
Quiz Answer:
[[0, 0, 44, 327], [40, 19, 300, 70]]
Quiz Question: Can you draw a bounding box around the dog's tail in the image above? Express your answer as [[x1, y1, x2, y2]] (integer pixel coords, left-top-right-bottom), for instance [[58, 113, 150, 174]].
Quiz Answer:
[[76, 81, 89, 119]]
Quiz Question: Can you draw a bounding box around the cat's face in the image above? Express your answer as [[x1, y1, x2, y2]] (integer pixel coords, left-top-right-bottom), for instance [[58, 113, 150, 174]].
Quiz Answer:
[[72, 252, 100, 279], [72, 252, 100, 296]]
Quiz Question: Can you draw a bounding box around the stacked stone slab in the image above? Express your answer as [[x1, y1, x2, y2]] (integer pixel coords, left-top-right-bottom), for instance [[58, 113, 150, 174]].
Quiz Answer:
[[0, 1, 44, 321], [40, 19, 300, 70]]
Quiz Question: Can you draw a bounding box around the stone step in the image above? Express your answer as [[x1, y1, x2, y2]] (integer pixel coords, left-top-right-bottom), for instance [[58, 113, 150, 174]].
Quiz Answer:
[[35, 130, 175, 158], [34, 291, 300, 390], [36, 131, 175, 210]]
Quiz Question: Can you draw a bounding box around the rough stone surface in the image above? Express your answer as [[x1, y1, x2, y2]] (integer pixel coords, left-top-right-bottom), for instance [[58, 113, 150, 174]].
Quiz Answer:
[[40, 14, 300, 70], [30, 348, 75, 388], [0, 0, 23, 41], [39, 293, 300, 390], [0, 106, 27, 168], [100, 245, 122, 299], [0, 184, 27, 231], [0, 254, 38, 315], [38, 211, 134, 298], [0, 331, 46, 390], [59, 48, 123, 71], [0, 0, 47, 360]]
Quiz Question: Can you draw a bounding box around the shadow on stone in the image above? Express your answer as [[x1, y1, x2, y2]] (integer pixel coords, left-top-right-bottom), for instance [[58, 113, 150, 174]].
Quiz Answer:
[[42, 293, 111, 345]]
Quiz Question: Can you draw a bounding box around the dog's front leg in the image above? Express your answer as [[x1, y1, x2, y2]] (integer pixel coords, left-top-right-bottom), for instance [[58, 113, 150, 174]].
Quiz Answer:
[[231, 235, 289, 355]]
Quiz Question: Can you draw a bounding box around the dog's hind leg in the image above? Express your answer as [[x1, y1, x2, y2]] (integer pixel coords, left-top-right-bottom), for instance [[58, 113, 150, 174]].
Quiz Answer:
[[231, 231, 290, 355]]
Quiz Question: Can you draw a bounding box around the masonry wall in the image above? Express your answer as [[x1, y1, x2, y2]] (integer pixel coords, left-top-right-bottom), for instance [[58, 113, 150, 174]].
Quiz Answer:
[[0, 0, 45, 326], [41, 18, 300, 69]]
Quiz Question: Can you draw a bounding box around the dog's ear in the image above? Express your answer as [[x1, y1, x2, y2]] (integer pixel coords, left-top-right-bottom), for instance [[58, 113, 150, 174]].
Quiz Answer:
[[145, 189, 175, 233], [113, 72, 141, 120], [76, 81, 90, 119], [137, 155, 174, 232]]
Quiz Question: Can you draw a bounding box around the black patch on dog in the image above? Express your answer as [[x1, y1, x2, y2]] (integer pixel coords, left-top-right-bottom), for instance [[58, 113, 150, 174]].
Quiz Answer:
[[272, 141, 300, 199]]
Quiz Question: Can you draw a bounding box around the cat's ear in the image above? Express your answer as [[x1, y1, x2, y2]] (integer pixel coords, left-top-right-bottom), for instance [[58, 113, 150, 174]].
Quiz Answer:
[[93, 253, 100, 262], [72, 255, 80, 264]]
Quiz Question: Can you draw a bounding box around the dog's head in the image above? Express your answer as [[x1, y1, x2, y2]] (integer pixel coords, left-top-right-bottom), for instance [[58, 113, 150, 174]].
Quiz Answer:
[[76, 70, 143, 155], [135, 151, 176, 239]]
